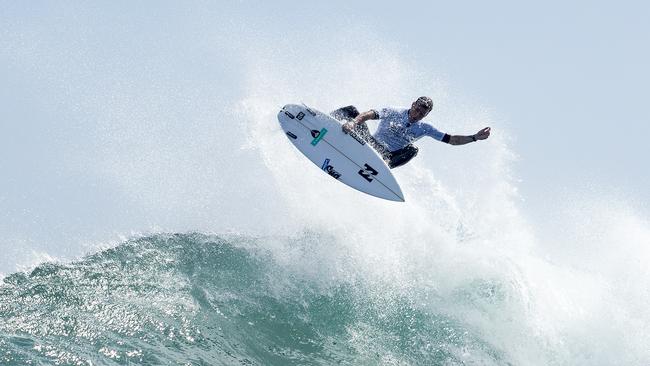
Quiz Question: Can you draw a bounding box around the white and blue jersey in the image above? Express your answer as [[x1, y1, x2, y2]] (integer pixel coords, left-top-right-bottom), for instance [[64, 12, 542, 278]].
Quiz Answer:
[[371, 107, 447, 152]]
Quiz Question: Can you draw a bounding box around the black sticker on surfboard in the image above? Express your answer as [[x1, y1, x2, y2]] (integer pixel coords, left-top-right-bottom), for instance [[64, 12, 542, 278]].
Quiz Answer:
[[358, 163, 378, 182], [348, 131, 366, 146], [286, 131, 298, 140]]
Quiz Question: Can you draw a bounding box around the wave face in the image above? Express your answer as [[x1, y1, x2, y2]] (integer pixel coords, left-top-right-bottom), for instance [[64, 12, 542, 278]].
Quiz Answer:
[[0, 233, 508, 365]]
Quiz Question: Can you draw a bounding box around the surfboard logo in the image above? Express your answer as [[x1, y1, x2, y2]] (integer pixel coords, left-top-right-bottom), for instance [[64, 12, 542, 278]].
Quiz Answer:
[[348, 130, 366, 146], [358, 163, 378, 182], [321, 158, 341, 179], [296, 112, 305, 120], [310, 128, 327, 146]]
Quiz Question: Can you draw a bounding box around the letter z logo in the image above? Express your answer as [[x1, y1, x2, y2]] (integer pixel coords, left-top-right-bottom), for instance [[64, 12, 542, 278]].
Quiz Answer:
[[358, 164, 378, 182]]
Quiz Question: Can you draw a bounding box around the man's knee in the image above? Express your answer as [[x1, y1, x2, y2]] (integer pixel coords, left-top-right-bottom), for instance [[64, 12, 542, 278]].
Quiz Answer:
[[330, 105, 360, 121]]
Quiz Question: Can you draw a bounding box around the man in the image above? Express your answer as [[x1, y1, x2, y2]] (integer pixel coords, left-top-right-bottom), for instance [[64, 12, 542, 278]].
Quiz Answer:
[[332, 96, 491, 168]]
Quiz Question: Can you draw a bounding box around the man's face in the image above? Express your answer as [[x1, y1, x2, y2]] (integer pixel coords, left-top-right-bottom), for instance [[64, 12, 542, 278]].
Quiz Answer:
[[409, 101, 431, 121]]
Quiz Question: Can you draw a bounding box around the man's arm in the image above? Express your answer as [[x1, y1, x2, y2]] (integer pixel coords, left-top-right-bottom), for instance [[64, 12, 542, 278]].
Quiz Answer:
[[354, 110, 379, 124], [447, 127, 491, 145], [342, 110, 379, 133]]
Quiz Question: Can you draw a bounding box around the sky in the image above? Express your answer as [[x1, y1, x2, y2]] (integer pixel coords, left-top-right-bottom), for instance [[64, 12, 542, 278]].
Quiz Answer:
[[1, 0, 649, 272], [336, 1, 650, 207]]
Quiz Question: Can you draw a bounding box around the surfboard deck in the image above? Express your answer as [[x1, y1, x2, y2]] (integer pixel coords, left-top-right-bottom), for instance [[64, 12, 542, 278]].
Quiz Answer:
[[277, 104, 404, 202]]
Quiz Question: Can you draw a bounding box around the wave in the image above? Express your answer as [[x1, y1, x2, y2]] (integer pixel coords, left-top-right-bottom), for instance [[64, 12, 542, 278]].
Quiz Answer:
[[1, 233, 511, 365]]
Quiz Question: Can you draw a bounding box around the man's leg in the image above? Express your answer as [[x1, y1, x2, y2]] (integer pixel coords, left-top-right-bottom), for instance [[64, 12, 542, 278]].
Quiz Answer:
[[387, 145, 419, 169], [330, 105, 360, 121]]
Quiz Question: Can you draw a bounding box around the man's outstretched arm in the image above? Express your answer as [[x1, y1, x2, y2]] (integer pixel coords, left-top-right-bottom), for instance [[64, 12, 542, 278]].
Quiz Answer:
[[447, 127, 491, 145]]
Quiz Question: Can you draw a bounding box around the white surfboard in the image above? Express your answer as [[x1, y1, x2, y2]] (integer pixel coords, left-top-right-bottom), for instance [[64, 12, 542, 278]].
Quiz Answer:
[[277, 103, 404, 202]]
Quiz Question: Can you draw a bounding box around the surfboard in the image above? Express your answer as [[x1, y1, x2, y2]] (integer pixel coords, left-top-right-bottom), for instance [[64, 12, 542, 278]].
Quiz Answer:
[[277, 103, 404, 202]]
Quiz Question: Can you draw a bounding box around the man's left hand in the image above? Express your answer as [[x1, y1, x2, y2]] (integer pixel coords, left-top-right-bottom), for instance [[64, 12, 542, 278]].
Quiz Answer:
[[474, 127, 491, 140]]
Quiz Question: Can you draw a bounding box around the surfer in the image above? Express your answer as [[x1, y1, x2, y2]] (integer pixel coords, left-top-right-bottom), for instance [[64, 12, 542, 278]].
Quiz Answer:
[[335, 97, 491, 168]]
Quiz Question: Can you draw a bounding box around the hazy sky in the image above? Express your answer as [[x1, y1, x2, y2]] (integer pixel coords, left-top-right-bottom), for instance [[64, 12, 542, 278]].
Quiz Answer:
[[1, 1, 649, 272]]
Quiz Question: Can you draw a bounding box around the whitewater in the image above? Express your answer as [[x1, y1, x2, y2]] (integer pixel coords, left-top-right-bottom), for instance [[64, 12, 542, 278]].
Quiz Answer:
[[2, 3, 650, 365]]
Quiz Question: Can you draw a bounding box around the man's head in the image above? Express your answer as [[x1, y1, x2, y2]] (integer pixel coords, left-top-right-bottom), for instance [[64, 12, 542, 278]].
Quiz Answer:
[[409, 96, 433, 121]]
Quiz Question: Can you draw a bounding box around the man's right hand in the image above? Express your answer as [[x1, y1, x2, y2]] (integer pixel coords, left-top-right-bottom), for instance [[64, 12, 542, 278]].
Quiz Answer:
[[342, 121, 355, 134]]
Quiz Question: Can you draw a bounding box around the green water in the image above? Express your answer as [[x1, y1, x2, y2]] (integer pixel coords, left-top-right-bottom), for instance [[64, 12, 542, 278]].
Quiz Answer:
[[0, 233, 506, 365]]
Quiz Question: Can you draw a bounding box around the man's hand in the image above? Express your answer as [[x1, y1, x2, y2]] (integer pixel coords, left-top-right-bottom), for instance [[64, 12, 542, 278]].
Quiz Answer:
[[448, 127, 492, 145], [342, 121, 355, 134], [474, 127, 491, 140]]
